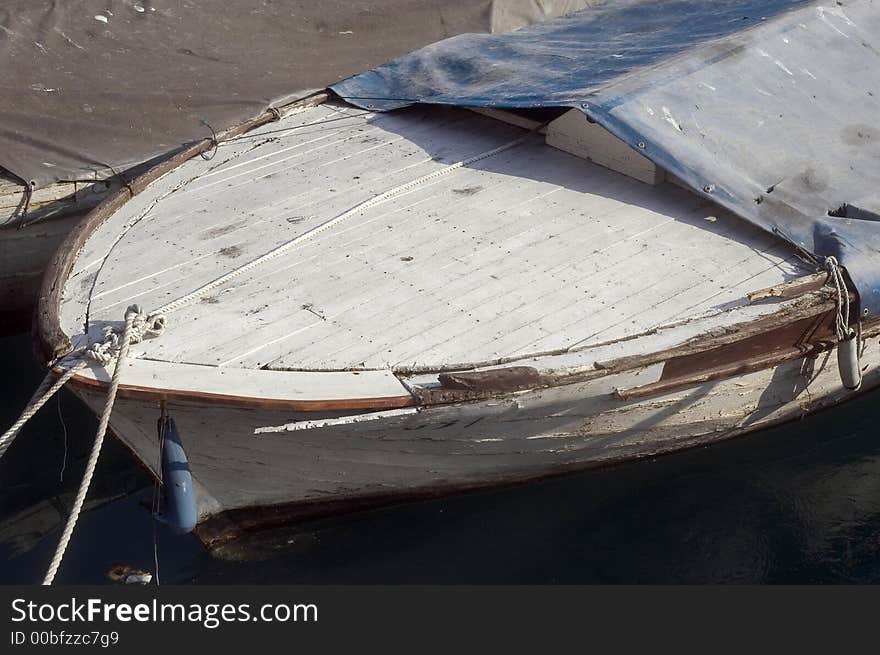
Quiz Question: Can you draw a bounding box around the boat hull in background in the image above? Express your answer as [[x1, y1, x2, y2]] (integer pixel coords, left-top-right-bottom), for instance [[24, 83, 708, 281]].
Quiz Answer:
[[0, 213, 86, 333]]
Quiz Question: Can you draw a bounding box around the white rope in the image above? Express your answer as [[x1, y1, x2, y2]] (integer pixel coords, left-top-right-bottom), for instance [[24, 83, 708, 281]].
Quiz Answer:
[[42, 305, 142, 585], [152, 128, 541, 317], [825, 256, 851, 341]]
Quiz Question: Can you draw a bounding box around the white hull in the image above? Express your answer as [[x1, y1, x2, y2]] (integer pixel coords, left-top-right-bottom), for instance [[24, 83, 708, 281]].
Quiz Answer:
[[72, 342, 879, 545]]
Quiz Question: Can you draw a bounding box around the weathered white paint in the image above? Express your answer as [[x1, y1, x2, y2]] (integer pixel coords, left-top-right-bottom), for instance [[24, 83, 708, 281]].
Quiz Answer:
[[255, 407, 421, 433]]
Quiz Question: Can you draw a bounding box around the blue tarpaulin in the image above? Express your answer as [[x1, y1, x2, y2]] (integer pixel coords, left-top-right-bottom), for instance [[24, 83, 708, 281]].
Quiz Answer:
[[332, 0, 880, 315]]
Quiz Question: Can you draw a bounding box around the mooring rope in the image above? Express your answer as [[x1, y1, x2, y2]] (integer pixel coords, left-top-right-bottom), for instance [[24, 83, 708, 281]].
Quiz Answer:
[[0, 305, 165, 464], [42, 305, 143, 585], [0, 302, 162, 583]]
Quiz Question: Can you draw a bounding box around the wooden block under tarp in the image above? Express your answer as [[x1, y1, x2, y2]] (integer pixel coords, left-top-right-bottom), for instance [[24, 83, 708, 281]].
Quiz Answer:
[[545, 109, 665, 186]]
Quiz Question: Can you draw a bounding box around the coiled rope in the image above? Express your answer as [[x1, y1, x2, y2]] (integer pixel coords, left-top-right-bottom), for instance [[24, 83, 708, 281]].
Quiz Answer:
[[825, 256, 851, 341]]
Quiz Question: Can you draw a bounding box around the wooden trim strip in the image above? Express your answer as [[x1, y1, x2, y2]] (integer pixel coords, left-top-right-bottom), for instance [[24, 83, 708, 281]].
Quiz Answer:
[[616, 309, 880, 401], [64, 368, 416, 412]]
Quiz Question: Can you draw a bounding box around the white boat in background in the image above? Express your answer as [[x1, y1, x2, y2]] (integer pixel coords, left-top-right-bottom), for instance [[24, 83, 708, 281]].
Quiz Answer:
[[30, 0, 880, 546]]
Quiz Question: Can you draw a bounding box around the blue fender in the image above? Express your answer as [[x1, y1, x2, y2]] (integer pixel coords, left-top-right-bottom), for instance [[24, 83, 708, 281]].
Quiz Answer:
[[155, 416, 198, 534]]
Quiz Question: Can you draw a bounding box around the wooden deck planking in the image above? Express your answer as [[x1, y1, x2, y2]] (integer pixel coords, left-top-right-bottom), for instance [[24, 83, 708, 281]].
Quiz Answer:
[[545, 241, 799, 353], [226, 150, 714, 367], [138, 148, 677, 367], [377, 211, 795, 368], [100, 146, 558, 364], [279, 185, 788, 368], [86, 108, 527, 317], [122, 180, 564, 366]]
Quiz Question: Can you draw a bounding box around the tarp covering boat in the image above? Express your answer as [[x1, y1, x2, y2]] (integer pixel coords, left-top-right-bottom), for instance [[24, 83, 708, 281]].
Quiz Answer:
[[331, 0, 880, 315], [0, 0, 595, 188]]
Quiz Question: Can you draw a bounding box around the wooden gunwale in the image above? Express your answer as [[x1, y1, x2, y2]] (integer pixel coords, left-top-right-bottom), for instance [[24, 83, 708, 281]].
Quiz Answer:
[[50, 282, 869, 411]]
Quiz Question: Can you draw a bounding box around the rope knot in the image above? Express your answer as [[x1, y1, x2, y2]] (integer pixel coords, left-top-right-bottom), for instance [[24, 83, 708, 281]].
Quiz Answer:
[[86, 306, 167, 365]]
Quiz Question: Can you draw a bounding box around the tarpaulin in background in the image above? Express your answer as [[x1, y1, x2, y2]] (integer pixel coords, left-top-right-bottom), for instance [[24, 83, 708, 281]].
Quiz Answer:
[[0, 0, 596, 187]]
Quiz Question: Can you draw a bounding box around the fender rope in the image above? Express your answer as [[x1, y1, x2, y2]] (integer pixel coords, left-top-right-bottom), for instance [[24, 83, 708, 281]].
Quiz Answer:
[[825, 256, 851, 341]]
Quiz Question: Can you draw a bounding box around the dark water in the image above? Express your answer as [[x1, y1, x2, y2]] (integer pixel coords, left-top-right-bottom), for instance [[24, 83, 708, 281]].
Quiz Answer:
[[2, 330, 880, 585]]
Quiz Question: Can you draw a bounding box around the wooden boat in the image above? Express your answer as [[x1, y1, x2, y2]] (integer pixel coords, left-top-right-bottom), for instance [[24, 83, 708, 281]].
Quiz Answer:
[[33, 1, 880, 547]]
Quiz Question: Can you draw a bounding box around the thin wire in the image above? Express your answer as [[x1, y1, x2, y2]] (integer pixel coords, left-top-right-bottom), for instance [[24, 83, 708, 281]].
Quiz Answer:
[[57, 391, 68, 484], [152, 401, 167, 586], [330, 94, 423, 105], [15, 181, 35, 229], [772, 226, 820, 267], [200, 119, 218, 161], [103, 162, 134, 196], [224, 110, 375, 143]]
